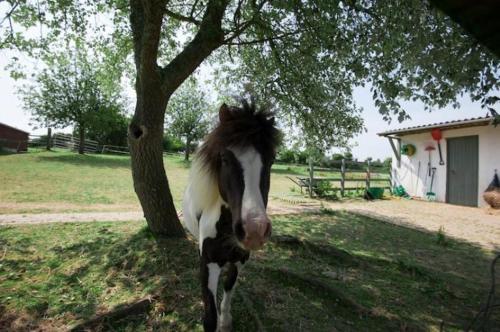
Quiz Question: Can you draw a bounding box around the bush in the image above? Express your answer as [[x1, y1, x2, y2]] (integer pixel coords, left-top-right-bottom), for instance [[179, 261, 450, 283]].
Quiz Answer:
[[315, 181, 332, 197], [294, 150, 309, 165], [277, 149, 295, 163], [163, 135, 185, 152]]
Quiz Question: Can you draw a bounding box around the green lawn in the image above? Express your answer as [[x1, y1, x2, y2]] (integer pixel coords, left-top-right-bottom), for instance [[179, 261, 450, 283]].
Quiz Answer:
[[0, 150, 390, 214], [0, 210, 497, 331], [0, 150, 309, 214]]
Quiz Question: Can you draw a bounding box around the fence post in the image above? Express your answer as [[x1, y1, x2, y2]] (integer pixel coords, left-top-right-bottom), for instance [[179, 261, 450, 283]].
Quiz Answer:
[[46, 127, 52, 151], [340, 159, 346, 197], [308, 156, 314, 198], [366, 160, 371, 189], [389, 161, 393, 194]]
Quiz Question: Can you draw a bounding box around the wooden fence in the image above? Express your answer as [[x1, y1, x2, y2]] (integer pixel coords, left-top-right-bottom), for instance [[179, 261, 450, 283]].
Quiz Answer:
[[288, 159, 392, 198]]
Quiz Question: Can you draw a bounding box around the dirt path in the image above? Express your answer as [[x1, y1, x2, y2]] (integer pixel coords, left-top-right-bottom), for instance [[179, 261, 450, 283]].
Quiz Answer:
[[322, 199, 500, 250], [0, 201, 319, 226], [1, 199, 499, 249]]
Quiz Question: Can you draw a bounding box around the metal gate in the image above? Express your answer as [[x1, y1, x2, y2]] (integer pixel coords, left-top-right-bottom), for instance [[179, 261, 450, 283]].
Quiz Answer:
[[446, 136, 479, 207]]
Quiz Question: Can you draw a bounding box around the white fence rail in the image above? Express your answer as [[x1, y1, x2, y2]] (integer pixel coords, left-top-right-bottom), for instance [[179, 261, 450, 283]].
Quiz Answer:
[[101, 144, 130, 154], [52, 133, 99, 153]]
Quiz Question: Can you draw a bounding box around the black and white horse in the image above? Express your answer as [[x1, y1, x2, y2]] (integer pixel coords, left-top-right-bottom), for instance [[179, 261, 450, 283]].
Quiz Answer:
[[182, 100, 279, 331]]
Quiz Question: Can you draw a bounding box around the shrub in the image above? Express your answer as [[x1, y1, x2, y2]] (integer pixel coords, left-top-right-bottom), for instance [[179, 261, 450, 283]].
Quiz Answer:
[[277, 149, 295, 163], [163, 135, 185, 152]]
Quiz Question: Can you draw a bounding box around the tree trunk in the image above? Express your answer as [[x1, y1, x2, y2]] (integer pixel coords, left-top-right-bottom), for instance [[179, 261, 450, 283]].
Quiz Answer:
[[185, 138, 191, 161], [128, 84, 185, 238], [46, 127, 52, 151], [128, 0, 228, 237], [78, 125, 85, 154]]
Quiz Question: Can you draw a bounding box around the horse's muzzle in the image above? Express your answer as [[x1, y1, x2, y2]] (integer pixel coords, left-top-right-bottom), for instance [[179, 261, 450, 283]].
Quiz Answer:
[[241, 215, 272, 250]]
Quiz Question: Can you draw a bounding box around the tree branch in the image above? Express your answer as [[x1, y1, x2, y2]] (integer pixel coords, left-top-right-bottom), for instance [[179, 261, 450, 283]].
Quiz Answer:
[[223, 0, 268, 44], [164, 8, 200, 25], [129, 0, 165, 73], [224, 30, 302, 46], [160, 0, 230, 94], [0, 1, 19, 26]]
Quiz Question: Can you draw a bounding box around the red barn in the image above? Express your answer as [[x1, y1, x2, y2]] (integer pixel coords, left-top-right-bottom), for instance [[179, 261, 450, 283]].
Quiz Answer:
[[0, 122, 29, 152]]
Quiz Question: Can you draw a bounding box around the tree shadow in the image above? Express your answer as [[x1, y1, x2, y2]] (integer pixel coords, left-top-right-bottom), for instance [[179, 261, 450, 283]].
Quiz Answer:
[[1, 213, 499, 331], [262, 210, 500, 330]]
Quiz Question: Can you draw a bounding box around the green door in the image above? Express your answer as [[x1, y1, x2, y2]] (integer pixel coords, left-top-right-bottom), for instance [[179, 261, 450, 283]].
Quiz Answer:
[[446, 136, 479, 207]]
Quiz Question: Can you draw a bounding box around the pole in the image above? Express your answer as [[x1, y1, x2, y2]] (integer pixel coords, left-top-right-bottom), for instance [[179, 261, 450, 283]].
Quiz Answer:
[[308, 156, 314, 198], [341, 159, 346, 197]]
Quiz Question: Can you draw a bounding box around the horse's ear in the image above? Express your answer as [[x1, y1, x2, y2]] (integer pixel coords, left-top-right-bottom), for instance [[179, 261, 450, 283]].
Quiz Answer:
[[268, 116, 275, 126], [219, 103, 232, 122]]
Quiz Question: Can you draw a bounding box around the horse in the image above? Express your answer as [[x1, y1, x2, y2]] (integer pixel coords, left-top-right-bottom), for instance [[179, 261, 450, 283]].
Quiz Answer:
[[182, 99, 280, 332]]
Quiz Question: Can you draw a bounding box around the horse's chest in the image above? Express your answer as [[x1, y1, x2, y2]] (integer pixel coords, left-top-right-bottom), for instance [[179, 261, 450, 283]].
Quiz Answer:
[[201, 206, 249, 265]]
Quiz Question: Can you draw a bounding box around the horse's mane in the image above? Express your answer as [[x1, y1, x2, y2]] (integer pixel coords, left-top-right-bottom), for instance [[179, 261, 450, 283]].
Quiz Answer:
[[196, 99, 281, 178]]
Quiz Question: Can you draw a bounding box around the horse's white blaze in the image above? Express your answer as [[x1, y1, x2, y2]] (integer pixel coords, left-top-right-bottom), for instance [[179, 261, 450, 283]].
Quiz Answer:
[[229, 146, 266, 220]]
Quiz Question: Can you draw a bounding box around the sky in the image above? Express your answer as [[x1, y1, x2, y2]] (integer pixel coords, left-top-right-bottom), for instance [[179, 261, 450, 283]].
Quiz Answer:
[[0, 49, 485, 161]]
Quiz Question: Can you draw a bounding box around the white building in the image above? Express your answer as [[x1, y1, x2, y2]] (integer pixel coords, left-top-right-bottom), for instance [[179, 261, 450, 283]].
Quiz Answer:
[[379, 116, 500, 207]]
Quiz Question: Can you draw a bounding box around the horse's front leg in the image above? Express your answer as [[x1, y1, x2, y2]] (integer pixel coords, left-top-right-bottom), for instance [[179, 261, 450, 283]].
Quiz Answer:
[[201, 257, 221, 332], [219, 262, 241, 332]]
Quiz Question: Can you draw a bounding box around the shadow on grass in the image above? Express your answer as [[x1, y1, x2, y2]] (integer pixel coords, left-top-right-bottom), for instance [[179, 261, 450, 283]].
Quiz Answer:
[[1, 211, 499, 331], [37, 153, 131, 169]]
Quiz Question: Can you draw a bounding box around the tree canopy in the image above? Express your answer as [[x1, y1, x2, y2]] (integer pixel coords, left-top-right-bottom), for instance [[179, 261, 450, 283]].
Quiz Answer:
[[20, 48, 126, 153], [3, 1, 499, 149]]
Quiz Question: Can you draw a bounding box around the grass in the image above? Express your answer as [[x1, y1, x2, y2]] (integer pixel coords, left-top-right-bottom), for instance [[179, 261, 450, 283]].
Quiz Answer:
[[0, 210, 498, 331], [0, 150, 316, 214], [0, 150, 390, 214]]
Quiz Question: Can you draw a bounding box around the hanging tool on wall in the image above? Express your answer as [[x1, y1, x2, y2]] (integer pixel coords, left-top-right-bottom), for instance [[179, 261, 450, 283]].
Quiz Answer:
[[425, 145, 435, 177], [431, 128, 445, 165], [426, 167, 437, 201], [414, 161, 421, 194]]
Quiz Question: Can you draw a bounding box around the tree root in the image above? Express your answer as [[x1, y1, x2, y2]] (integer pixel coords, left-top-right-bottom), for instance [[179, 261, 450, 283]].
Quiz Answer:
[[70, 295, 157, 331]]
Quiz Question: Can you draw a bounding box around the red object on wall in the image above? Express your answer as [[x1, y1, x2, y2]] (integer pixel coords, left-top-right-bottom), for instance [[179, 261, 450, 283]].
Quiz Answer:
[[431, 128, 445, 165], [431, 128, 442, 141], [0, 122, 29, 152]]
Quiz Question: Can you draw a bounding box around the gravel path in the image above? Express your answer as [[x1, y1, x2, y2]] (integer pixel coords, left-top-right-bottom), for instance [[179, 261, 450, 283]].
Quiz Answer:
[[1, 199, 499, 249], [0, 202, 319, 226]]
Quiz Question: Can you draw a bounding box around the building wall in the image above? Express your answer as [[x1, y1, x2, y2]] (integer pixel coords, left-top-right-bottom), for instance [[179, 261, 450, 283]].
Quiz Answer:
[[0, 123, 29, 152], [391, 124, 500, 207]]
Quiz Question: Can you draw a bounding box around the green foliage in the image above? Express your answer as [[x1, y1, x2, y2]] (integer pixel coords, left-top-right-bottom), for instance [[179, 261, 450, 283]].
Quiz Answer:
[[166, 78, 212, 159], [277, 149, 296, 164], [315, 180, 333, 198], [19, 48, 126, 141], [77, 109, 129, 147], [3, 1, 500, 153], [162, 135, 185, 153]]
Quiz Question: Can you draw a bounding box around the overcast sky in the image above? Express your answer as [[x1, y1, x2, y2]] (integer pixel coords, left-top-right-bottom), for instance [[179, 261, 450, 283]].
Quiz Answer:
[[0, 49, 484, 161]]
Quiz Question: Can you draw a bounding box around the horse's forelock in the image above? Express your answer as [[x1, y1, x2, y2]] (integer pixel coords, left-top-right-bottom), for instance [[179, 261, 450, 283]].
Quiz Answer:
[[197, 101, 280, 179]]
